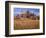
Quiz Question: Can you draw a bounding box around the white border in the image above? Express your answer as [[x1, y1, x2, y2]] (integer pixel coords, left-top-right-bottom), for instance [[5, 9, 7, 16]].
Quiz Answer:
[[9, 4, 43, 35]]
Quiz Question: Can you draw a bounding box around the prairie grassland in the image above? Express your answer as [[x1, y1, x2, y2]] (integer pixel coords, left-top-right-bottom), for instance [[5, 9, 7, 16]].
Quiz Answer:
[[14, 18, 39, 30]]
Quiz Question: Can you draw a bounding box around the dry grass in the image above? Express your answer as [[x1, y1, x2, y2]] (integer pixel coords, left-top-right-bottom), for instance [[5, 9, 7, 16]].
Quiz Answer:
[[14, 18, 39, 30]]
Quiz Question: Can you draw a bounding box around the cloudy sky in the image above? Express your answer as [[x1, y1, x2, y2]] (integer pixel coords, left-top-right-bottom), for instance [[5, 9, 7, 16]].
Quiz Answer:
[[14, 8, 40, 16]]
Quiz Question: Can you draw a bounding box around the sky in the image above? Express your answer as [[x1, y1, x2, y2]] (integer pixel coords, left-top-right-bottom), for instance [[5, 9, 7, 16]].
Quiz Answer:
[[14, 8, 40, 16]]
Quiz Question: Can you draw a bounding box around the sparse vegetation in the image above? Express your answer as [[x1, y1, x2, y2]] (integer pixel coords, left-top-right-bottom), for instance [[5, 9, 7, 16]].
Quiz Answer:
[[14, 18, 39, 30]]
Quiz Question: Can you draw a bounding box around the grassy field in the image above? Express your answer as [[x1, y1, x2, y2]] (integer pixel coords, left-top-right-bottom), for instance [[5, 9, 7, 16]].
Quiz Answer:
[[14, 18, 39, 30]]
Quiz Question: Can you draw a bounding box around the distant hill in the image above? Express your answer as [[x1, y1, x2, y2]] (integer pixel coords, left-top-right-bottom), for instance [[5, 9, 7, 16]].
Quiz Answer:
[[14, 11, 39, 20]]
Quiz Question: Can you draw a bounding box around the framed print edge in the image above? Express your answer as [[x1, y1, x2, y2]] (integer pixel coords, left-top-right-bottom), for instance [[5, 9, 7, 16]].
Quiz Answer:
[[5, 1, 45, 37]]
